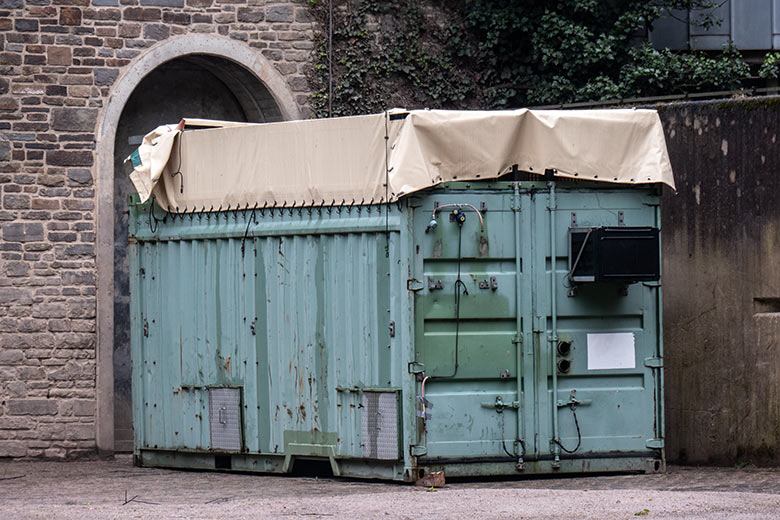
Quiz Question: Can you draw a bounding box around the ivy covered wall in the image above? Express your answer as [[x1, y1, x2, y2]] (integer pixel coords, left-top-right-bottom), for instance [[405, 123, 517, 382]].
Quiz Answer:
[[307, 0, 779, 117]]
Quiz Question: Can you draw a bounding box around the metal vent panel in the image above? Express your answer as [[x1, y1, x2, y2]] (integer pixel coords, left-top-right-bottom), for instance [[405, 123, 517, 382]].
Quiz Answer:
[[208, 387, 241, 451], [361, 392, 399, 460]]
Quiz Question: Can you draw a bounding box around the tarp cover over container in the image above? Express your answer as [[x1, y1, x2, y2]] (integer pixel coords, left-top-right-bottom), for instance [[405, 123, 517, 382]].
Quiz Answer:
[[127, 109, 675, 211]]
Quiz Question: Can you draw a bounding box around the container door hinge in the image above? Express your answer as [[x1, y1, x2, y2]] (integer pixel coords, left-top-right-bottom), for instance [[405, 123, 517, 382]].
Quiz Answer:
[[407, 278, 423, 292], [512, 334, 522, 345], [644, 357, 663, 368], [532, 316, 545, 333], [646, 438, 664, 449], [410, 445, 427, 456], [408, 361, 425, 374]]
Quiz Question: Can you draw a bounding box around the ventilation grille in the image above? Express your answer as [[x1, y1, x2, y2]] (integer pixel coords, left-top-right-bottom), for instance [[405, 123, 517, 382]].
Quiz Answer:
[[208, 387, 241, 452], [361, 391, 399, 460]]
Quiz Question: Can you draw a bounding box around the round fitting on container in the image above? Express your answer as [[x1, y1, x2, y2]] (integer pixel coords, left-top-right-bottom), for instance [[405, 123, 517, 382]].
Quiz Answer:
[[557, 340, 572, 357], [557, 359, 571, 374]]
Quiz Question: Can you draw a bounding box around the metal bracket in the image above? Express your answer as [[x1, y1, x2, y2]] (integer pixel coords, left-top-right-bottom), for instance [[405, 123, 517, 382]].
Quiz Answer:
[[532, 316, 545, 333], [645, 438, 664, 449], [570, 212, 577, 227], [618, 211, 625, 226], [408, 361, 425, 375], [556, 389, 592, 410], [427, 277, 443, 291], [478, 276, 498, 291], [481, 396, 520, 413], [480, 201, 488, 213], [407, 278, 423, 292], [644, 357, 663, 368], [410, 445, 427, 456]]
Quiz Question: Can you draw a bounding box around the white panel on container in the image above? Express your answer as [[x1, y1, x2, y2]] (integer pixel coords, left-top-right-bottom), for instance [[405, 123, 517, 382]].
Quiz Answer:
[[587, 333, 636, 370], [361, 392, 399, 460], [208, 387, 242, 451]]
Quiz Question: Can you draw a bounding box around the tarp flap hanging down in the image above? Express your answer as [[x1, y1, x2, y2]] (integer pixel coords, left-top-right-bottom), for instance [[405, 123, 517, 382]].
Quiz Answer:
[[128, 109, 675, 211]]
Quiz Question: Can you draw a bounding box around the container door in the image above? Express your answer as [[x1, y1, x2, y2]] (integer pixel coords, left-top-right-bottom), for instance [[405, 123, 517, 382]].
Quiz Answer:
[[539, 188, 662, 461], [412, 191, 526, 459], [412, 186, 662, 467]]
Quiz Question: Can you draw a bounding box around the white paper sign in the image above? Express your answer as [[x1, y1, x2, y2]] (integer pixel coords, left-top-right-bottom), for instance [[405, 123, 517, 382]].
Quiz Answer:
[[587, 332, 636, 370]]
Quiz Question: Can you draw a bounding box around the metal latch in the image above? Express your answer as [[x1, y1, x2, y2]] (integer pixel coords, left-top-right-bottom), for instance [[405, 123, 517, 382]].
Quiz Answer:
[[410, 445, 427, 456], [218, 406, 227, 425], [646, 438, 664, 449], [479, 276, 498, 291], [427, 277, 443, 291], [407, 278, 423, 292], [481, 396, 520, 413], [408, 361, 425, 374], [556, 389, 592, 410]]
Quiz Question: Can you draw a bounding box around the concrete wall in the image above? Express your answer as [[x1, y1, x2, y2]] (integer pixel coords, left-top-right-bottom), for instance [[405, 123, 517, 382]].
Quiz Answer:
[[0, 0, 313, 459], [658, 97, 780, 465]]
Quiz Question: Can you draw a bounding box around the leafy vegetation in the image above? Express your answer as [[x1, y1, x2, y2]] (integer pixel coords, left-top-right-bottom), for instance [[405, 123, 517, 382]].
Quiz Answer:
[[307, 1, 769, 117]]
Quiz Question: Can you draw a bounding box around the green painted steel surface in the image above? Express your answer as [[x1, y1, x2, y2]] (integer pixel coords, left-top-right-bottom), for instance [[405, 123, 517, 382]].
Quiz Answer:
[[130, 181, 664, 481]]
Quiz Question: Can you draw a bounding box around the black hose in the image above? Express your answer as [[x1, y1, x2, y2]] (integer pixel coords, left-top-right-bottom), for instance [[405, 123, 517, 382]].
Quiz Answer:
[[437, 224, 466, 379], [553, 406, 582, 454]]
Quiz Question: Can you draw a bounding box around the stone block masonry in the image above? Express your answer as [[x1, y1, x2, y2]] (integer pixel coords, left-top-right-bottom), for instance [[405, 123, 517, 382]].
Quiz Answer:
[[0, 0, 316, 459]]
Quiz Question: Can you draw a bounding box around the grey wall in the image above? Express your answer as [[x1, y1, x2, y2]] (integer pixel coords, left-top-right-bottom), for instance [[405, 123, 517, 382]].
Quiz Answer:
[[658, 97, 780, 465]]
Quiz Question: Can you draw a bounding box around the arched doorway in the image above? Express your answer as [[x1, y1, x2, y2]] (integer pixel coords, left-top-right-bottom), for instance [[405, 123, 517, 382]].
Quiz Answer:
[[95, 35, 300, 455], [112, 55, 284, 451]]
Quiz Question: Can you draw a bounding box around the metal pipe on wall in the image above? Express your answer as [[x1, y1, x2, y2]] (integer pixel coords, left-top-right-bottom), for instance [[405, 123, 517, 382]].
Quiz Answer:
[[548, 181, 560, 465], [513, 182, 525, 467]]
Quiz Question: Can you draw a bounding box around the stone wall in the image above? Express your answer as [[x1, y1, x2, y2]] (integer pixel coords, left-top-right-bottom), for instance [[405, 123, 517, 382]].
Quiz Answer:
[[0, 0, 315, 458]]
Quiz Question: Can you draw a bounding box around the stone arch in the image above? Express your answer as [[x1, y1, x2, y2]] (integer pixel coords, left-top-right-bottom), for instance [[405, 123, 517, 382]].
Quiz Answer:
[[95, 34, 301, 456]]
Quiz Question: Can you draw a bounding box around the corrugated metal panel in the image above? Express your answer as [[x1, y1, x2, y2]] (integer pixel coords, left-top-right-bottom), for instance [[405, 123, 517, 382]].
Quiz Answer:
[[131, 206, 403, 457]]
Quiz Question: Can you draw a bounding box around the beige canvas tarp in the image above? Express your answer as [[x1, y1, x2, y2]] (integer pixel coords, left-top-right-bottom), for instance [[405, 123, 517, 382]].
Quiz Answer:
[[128, 109, 675, 212]]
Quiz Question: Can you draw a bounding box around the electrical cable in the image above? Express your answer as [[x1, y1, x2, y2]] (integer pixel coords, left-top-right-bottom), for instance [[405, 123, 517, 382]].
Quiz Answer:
[[435, 224, 466, 379], [170, 132, 184, 194], [500, 412, 514, 457], [553, 406, 582, 454], [148, 194, 165, 233]]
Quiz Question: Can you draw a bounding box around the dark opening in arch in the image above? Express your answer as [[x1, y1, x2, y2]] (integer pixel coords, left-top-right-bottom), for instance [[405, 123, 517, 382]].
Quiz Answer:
[[112, 55, 283, 451]]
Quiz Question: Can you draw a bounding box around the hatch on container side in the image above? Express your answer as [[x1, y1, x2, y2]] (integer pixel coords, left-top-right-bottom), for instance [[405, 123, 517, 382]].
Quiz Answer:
[[208, 387, 242, 452], [361, 391, 400, 460]]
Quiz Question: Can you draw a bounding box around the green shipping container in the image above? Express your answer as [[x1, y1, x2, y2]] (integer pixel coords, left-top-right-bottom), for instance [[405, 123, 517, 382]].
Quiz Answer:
[[129, 178, 665, 482]]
